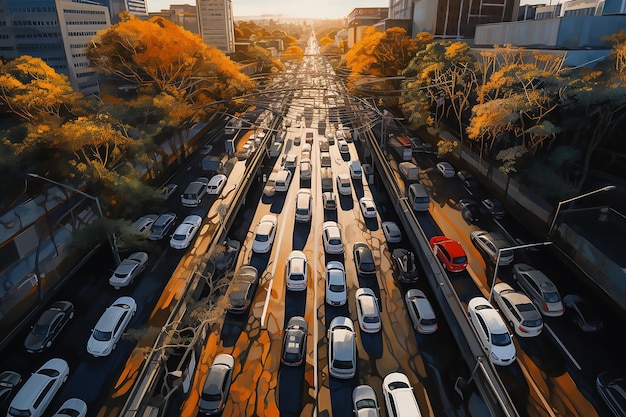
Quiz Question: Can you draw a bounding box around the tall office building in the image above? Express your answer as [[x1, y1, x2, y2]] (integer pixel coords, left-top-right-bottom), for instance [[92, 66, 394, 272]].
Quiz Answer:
[[96, 0, 146, 24], [148, 4, 199, 34], [0, 0, 111, 95], [196, 0, 234, 53]]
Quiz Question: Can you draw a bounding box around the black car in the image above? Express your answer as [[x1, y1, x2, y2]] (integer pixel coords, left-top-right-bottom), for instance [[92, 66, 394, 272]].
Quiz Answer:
[[391, 248, 419, 283], [459, 199, 481, 223], [456, 170, 479, 189], [597, 371, 626, 417], [213, 239, 242, 274], [226, 265, 259, 314], [481, 197, 505, 219], [563, 294, 604, 332], [0, 371, 21, 406], [24, 301, 74, 353], [199, 354, 234, 415], [353, 242, 376, 276], [281, 316, 308, 366]]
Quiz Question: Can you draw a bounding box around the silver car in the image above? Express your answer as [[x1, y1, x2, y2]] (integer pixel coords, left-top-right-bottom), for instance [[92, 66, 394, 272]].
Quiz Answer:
[[199, 354, 234, 415], [353, 384, 380, 417], [513, 263, 564, 317], [328, 316, 356, 379], [470, 230, 514, 265], [492, 282, 543, 337]]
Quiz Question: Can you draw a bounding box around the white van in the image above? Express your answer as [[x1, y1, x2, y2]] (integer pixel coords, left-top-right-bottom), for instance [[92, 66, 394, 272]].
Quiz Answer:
[[275, 169, 292, 192], [180, 178, 209, 207], [408, 183, 430, 212]]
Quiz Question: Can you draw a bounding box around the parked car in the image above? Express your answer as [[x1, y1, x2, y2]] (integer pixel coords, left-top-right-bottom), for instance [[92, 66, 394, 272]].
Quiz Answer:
[[109, 252, 148, 289], [429, 236, 468, 272], [355, 288, 381, 333], [405, 289, 438, 334], [198, 354, 234, 415], [226, 265, 259, 314], [353, 243, 376, 276], [382, 372, 422, 416], [6, 358, 69, 417], [24, 301, 74, 353], [436, 161, 455, 178], [597, 371, 626, 417], [148, 213, 177, 241], [286, 250, 308, 291], [169, 215, 202, 250], [206, 174, 227, 195], [391, 248, 419, 283], [352, 385, 379, 417], [0, 371, 21, 407], [51, 398, 87, 417], [382, 221, 402, 244], [513, 263, 564, 317], [281, 316, 308, 366], [482, 198, 505, 219], [468, 296, 516, 366], [457, 170, 479, 189], [563, 294, 603, 332], [459, 199, 481, 223], [359, 197, 377, 219], [322, 221, 344, 254], [328, 316, 357, 379], [252, 214, 278, 254], [322, 192, 337, 210], [87, 296, 137, 357], [470, 230, 514, 265], [325, 261, 347, 306], [492, 283, 543, 338], [132, 214, 158, 236]]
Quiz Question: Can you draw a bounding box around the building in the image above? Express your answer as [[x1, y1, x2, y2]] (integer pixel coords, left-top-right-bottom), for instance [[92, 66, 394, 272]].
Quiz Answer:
[[90, 0, 147, 24], [345, 7, 389, 48], [196, 0, 234, 53], [0, 0, 111, 95], [147, 4, 199, 34]]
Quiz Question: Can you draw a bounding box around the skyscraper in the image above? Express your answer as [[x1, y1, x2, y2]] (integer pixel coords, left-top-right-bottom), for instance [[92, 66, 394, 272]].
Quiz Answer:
[[196, 0, 234, 53]]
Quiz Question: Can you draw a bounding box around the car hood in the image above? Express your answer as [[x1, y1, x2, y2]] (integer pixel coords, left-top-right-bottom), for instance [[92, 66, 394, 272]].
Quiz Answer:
[[87, 337, 112, 356], [109, 274, 130, 286], [24, 333, 46, 351]]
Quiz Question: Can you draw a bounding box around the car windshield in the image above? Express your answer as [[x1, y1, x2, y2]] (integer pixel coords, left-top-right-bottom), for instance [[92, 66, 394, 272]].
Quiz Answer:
[[173, 234, 186, 241], [363, 316, 379, 324], [522, 318, 543, 327], [8, 408, 31, 417], [491, 331, 512, 346], [453, 256, 468, 264], [333, 359, 353, 370], [202, 392, 222, 401], [93, 329, 113, 341], [329, 283, 345, 292], [32, 323, 51, 337], [255, 234, 269, 242], [290, 273, 304, 281], [296, 208, 309, 215], [421, 317, 437, 326], [544, 291, 561, 303], [356, 399, 377, 409]]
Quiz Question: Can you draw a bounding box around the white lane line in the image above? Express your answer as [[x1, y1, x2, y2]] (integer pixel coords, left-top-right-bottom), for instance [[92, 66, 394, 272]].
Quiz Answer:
[[544, 323, 582, 371]]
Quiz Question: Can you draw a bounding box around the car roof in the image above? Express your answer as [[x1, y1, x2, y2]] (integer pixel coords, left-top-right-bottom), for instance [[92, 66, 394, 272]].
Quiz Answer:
[[470, 298, 507, 331], [154, 213, 175, 225]]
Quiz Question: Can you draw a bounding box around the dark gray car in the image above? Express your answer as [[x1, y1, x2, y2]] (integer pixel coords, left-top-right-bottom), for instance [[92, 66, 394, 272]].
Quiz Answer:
[[226, 265, 259, 314], [199, 353, 234, 415], [391, 248, 419, 283], [281, 316, 308, 366], [24, 301, 74, 353]]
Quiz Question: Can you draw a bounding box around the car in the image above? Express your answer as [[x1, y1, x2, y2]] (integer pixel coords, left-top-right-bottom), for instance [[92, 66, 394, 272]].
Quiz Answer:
[[281, 316, 308, 366], [133, 214, 158, 236], [148, 213, 177, 241], [349, 161, 363, 179], [252, 214, 278, 254], [294, 136, 301, 145], [429, 236, 468, 272], [353, 242, 376, 276], [405, 289, 438, 334], [206, 174, 227, 195], [352, 384, 380, 417], [283, 153, 297, 169], [213, 239, 241, 273], [436, 161, 455, 178], [286, 250, 308, 291], [320, 151, 332, 167], [355, 288, 381, 333], [336, 173, 352, 196], [51, 398, 87, 417], [467, 296, 516, 366], [382, 372, 422, 417], [327, 316, 357, 379], [597, 371, 626, 417], [0, 371, 21, 406], [109, 251, 148, 289], [325, 261, 347, 306], [359, 197, 377, 219], [457, 170, 479, 189], [470, 230, 514, 265], [482, 197, 505, 219], [6, 358, 69, 417], [24, 301, 74, 353], [322, 191, 337, 210], [459, 199, 481, 223], [156, 183, 178, 201], [87, 296, 137, 357], [263, 172, 278, 197], [301, 143, 312, 159], [492, 282, 543, 338], [563, 294, 604, 332], [410, 136, 424, 151], [199, 144, 213, 155], [513, 263, 564, 317], [169, 215, 202, 250], [382, 221, 402, 243], [295, 190, 313, 223], [338, 139, 349, 155], [180, 177, 209, 207], [299, 158, 312, 181], [322, 221, 344, 254], [199, 354, 234, 415], [226, 265, 259, 314], [391, 248, 419, 283]]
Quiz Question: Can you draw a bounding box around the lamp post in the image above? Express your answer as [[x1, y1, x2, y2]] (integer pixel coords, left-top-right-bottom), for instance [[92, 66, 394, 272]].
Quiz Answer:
[[27, 173, 121, 265], [548, 185, 616, 236], [488, 241, 552, 302]]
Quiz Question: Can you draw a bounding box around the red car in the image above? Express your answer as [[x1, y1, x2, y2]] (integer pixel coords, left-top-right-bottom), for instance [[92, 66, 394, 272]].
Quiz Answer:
[[430, 236, 468, 272]]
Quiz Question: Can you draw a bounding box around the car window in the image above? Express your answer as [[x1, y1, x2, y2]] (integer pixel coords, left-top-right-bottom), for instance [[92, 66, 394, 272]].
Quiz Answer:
[[33, 379, 55, 409], [113, 311, 129, 336]]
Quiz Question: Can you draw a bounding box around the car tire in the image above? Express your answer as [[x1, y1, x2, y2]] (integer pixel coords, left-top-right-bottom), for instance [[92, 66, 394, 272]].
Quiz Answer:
[[63, 375, 68, 383], [69, 311, 74, 319]]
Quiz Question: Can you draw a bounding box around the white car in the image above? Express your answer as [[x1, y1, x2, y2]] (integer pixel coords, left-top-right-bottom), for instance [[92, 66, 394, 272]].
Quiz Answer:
[[206, 174, 227, 195], [108, 252, 148, 289], [87, 296, 137, 357], [436, 161, 455, 178], [295, 190, 313, 223], [468, 296, 516, 366], [353, 385, 379, 417], [7, 358, 69, 417], [336, 173, 352, 196], [355, 288, 381, 333], [359, 197, 377, 219], [169, 214, 202, 249], [492, 282, 543, 337], [322, 221, 344, 254], [300, 158, 312, 181], [325, 261, 347, 306], [286, 250, 308, 291], [328, 316, 357, 379], [405, 289, 438, 334], [382, 372, 422, 417], [283, 153, 297, 169], [252, 214, 278, 254], [349, 161, 363, 179], [51, 398, 88, 417], [382, 221, 402, 243]]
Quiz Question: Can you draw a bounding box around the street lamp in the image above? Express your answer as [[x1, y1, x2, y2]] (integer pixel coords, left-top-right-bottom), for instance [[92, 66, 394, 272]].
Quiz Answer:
[[548, 185, 616, 236], [488, 241, 552, 302], [27, 173, 121, 265]]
